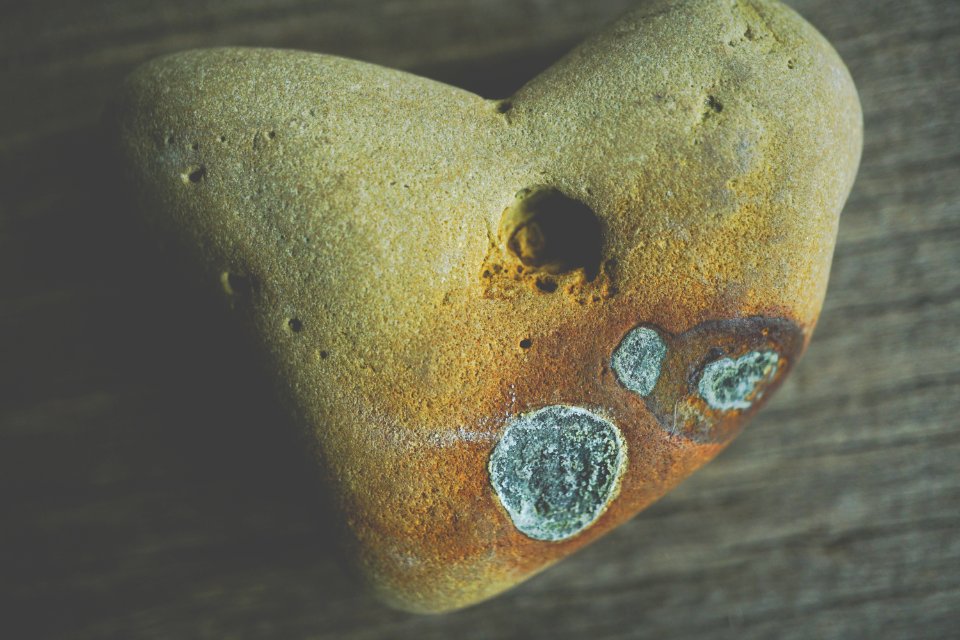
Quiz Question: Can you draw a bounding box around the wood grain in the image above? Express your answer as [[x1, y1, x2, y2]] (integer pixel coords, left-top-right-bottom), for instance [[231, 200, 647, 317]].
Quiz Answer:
[[1, 0, 958, 638]]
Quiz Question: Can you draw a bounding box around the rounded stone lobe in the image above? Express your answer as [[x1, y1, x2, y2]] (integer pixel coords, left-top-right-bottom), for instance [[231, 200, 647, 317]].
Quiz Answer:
[[697, 350, 780, 410], [611, 326, 668, 396], [488, 405, 626, 542]]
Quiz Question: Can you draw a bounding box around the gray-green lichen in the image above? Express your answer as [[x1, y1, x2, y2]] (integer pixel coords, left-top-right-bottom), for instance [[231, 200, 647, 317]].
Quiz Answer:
[[611, 326, 667, 396], [697, 350, 779, 410], [488, 405, 626, 541]]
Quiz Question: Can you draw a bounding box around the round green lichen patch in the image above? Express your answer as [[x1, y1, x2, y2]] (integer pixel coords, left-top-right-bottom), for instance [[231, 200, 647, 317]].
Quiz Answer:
[[488, 405, 625, 542], [697, 350, 780, 410], [611, 326, 667, 396]]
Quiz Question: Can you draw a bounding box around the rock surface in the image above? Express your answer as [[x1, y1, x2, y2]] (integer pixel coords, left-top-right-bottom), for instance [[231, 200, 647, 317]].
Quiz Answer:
[[112, 0, 861, 612]]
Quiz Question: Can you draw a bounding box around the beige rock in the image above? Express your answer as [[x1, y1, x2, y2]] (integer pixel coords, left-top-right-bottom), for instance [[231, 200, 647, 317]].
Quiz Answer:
[[112, 0, 861, 612]]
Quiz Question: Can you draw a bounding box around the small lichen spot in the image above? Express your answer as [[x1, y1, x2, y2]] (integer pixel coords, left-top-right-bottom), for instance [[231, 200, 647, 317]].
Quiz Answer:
[[611, 326, 668, 396], [698, 350, 779, 410], [488, 405, 626, 542]]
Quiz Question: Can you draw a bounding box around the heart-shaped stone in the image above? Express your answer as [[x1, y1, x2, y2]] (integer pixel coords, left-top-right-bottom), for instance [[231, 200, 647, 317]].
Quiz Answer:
[[111, 0, 861, 612]]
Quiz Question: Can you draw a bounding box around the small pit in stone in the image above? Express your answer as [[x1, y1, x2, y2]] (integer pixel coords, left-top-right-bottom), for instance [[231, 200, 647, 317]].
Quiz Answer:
[[519, 338, 532, 350], [535, 278, 558, 293], [287, 318, 303, 333], [500, 187, 602, 280], [183, 165, 206, 184], [706, 95, 723, 113]]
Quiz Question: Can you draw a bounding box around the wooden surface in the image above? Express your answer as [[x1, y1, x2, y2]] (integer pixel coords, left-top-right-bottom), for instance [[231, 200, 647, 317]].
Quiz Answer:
[[1, 1, 958, 638]]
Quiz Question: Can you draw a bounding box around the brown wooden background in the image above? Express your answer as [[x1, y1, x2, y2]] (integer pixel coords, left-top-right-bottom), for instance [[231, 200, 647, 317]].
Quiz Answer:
[[2, 1, 958, 638]]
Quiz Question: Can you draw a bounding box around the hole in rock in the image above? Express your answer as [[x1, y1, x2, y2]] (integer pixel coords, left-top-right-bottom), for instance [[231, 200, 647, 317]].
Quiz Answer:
[[519, 338, 532, 350], [535, 278, 558, 293], [500, 187, 602, 280], [287, 318, 303, 333], [184, 165, 206, 183], [706, 95, 723, 113]]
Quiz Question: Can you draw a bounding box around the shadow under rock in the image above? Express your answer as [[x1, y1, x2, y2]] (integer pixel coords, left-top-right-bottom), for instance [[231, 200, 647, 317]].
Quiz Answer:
[[1, 120, 375, 637], [2, 41, 590, 637]]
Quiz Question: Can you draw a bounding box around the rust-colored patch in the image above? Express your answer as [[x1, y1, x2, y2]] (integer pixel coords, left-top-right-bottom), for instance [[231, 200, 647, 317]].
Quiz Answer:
[[640, 316, 804, 443], [339, 294, 807, 611]]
